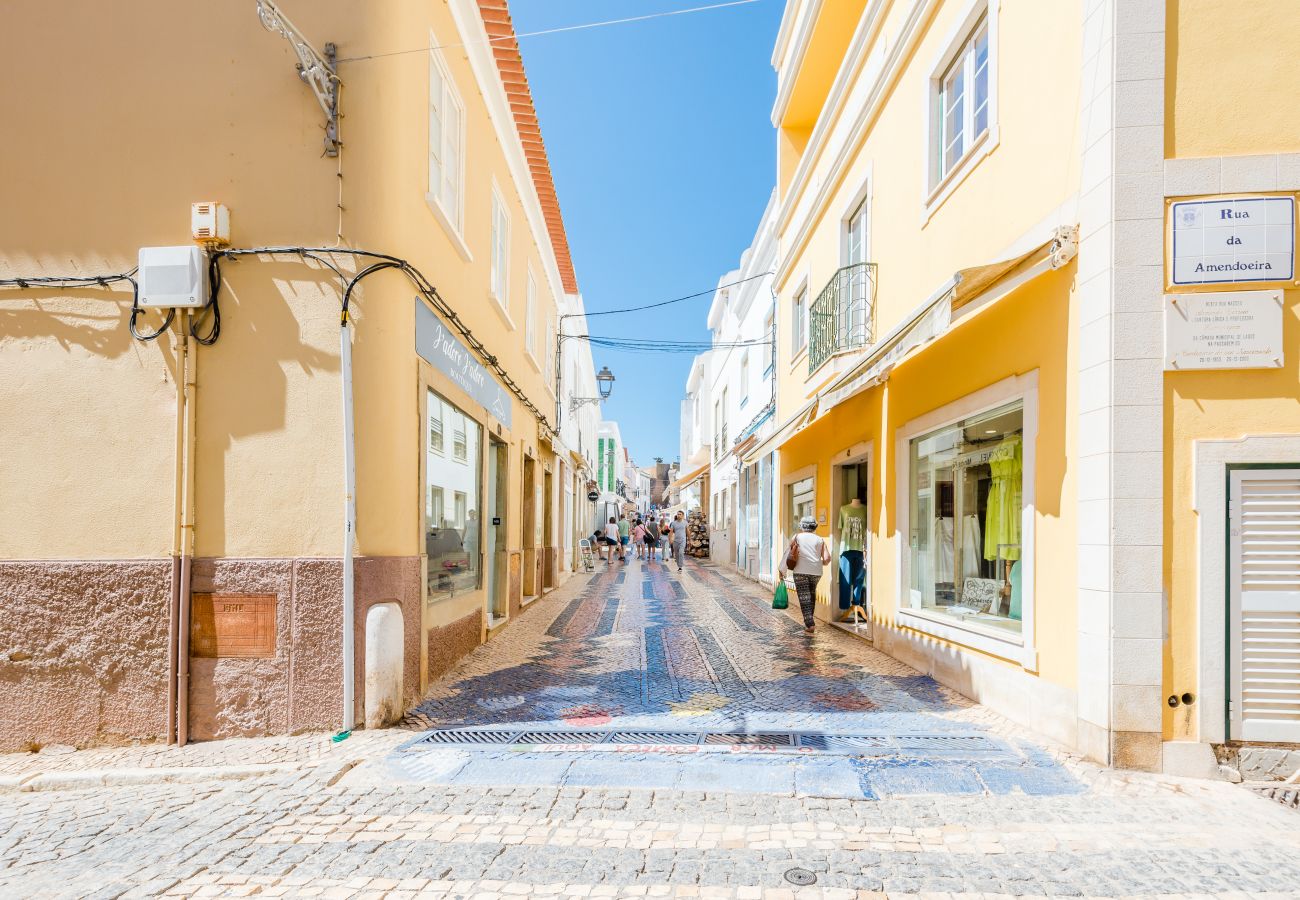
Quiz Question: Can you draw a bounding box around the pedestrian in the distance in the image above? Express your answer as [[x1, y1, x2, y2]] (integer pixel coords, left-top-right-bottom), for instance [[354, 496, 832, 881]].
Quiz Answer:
[[669, 511, 688, 572], [780, 515, 831, 632], [617, 514, 631, 557], [632, 518, 646, 560], [605, 517, 624, 562], [644, 517, 660, 561]]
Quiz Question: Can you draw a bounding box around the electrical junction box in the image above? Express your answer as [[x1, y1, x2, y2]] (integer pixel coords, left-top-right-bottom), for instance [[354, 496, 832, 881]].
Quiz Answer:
[[138, 246, 209, 308], [191, 202, 230, 246]]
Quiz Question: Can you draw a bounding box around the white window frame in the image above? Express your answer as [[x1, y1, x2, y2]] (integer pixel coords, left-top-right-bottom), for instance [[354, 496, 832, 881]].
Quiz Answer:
[[524, 268, 539, 367], [894, 370, 1038, 670], [740, 351, 750, 407], [924, 0, 998, 216], [489, 185, 512, 324], [426, 36, 470, 261], [791, 280, 809, 358]]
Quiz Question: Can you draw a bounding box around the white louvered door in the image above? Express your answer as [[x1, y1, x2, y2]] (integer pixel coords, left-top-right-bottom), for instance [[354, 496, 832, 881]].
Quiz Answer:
[[1230, 470, 1300, 742]]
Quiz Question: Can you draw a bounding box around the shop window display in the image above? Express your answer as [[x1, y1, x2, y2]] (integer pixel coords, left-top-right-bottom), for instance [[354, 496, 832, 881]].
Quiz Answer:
[[426, 389, 482, 602], [908, 401, 1022, 634]]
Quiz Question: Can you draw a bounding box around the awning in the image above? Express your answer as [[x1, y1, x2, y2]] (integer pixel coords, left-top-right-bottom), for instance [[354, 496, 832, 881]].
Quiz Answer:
[[818, 225, 1078, 416], [669, 462, 710, 492], [740, 396, 819, 465]]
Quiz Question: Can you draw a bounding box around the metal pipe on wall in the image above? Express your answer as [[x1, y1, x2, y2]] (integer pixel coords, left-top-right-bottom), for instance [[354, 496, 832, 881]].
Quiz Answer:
[[165, 312, 190, 745], [340, 313, 356, 736], [177, 310, 198, 746]]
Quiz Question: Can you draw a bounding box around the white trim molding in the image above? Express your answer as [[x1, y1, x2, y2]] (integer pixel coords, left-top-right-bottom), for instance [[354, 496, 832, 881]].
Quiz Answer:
[[892, 370, 1039, 670]]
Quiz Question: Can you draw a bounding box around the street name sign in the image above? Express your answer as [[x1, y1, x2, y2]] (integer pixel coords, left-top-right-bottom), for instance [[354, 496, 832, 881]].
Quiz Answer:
[[1169, 195, 1295, 287]]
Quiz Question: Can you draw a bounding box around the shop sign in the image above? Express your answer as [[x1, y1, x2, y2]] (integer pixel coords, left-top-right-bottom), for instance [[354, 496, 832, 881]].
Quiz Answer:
[[1169, 196, 1295, 287], [586, 489, 599, 502], [415, 299, 512, 428], [1164, 289, 1284, 370]]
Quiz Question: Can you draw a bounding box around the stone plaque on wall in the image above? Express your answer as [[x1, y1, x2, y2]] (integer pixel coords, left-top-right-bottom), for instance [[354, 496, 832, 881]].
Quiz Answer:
[[1164, 289, 1284, 370], [191, 594, 277, 658]]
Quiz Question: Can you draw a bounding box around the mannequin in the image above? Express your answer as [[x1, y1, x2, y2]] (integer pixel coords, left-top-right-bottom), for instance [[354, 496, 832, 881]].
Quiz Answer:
[[837, 498, 868, 621]]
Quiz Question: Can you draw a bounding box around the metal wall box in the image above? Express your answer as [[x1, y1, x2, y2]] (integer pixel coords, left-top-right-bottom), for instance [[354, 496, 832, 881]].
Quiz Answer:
[[138, 245, 208, 308]]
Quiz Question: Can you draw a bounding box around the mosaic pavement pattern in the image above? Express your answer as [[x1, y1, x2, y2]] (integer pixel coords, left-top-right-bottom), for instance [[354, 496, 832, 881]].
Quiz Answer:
[[390, 560, 1082, 799]]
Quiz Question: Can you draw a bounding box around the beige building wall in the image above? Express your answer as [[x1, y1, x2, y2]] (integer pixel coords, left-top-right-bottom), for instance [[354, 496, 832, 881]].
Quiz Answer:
[[0, 0, 582, 750]]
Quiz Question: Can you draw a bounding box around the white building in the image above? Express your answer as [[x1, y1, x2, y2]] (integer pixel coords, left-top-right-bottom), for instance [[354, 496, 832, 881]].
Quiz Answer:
[[556, 291, 600, 576], [675, 352, 714, 513], [705, 192, 780, 581], [595, 420, 625, 529]]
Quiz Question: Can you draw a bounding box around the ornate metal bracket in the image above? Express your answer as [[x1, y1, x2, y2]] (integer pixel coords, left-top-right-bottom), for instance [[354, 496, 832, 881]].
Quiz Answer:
[[255, 0, 341, 157]]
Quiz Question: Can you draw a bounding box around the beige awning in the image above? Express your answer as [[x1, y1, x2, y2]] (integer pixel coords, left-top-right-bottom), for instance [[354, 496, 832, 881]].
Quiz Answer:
[[669, 462, 710, 492], [740, 397, 819, 465], [818, 226, 1077, 416]]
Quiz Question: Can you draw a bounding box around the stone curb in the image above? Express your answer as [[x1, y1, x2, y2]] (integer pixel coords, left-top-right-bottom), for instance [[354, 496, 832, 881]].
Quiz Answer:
[[0, 762, 304, 793]]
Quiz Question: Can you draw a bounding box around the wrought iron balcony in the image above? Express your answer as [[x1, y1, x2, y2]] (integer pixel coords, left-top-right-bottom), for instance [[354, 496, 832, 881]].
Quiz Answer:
[[808, 262, 877, 374]]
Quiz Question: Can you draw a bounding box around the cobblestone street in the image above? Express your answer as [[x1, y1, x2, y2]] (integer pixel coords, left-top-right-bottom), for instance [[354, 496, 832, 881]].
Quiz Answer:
[[2, 560, 1298, 898]]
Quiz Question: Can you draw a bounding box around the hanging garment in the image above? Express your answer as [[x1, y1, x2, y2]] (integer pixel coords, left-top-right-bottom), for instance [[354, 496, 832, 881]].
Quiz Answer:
[[839, 504, 868, 552], [961, 514, 982, 579], [838, 549, 866, 609], [984, 438, 1023, 561], [1008, 560, 1022, 620], [936, 517, 955, 583]]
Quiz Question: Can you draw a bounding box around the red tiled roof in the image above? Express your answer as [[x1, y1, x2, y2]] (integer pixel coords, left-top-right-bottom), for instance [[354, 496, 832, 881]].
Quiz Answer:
[[477, 0, 578, 295]]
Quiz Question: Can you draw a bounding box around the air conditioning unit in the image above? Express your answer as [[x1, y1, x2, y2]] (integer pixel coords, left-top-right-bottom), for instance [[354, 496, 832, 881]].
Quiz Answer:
[[138, 246, 209, 309], [191, 202, 230, 246]]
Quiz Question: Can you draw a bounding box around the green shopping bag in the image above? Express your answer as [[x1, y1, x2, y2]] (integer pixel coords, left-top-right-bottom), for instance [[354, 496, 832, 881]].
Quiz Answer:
[[772, 579, 789, 610]]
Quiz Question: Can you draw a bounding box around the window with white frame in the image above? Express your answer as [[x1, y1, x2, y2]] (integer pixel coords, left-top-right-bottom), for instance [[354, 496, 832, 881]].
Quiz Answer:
[[791, 285, 808, 354], [544, 310, 556, 383], [428, 47, 464, 231], [740, 351, 750, 405], [933, 12, 990, 186], [525, 271, 537, 358], [490, 191, 509, 305]]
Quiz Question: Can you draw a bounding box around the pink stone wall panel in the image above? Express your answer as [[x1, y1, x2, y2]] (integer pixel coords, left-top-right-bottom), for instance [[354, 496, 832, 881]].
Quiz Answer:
[[0, 561, 171, 751], [427, 610, 483, 682]]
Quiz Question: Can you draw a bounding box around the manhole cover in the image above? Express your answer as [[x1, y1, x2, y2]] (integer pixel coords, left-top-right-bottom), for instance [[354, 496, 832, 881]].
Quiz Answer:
[[784, 868, 816, 886]]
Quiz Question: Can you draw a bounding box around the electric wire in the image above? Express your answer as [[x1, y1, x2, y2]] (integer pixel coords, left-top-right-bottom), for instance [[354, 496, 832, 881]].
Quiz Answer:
[[578, 271, 773, 319], [213, 247, 555, 432], [336, 0, 764, 63], [0, 270, 179, 342]]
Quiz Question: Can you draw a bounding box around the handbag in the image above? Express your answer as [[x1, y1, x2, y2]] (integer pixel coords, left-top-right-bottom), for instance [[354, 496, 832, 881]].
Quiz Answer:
[[784, 537, 800, 572], [772, 579, 789, 610]]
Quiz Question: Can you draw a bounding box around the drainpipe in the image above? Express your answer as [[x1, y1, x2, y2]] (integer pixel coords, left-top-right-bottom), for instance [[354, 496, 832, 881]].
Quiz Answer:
[[166, 316, 187, 744], [177, 310, 198, 746], [339, 310, 356, 737]]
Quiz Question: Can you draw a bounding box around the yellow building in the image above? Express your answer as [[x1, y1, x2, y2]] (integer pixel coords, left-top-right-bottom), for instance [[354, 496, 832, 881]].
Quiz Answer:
[[0, 0, 599, 749], [758, 0, 1300, 772]]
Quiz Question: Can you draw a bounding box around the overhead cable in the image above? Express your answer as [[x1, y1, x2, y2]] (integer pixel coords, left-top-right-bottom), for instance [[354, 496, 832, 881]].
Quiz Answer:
[[337, 0, 764, 63], [578, 271, 774, 320]]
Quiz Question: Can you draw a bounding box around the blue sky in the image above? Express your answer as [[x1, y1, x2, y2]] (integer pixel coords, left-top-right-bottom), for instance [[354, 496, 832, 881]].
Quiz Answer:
[[510, 0, 782, 466]]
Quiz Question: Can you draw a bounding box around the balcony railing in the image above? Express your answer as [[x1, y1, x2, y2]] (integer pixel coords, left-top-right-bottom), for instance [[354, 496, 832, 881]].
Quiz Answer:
[[808, 262, 877, 374]]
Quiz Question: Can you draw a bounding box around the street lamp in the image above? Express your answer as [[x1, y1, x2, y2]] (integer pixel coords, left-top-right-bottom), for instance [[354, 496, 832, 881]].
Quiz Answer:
[[571, 366, 615, 412]]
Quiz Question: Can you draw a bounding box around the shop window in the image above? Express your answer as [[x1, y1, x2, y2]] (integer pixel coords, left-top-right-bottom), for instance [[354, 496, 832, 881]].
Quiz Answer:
[[788, 475, 814, 532], [908, 400, 1022, 635], [426, 389, 482, 602]]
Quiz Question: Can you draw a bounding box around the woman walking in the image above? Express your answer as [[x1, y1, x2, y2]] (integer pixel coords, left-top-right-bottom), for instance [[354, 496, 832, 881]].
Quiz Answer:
[[632, 518, 646, 560], [643, 517, 660, 561], [781, 516, 831, 632]]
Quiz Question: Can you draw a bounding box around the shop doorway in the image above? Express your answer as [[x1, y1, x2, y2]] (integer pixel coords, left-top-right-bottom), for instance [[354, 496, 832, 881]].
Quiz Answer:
[[522, 455, 537, 599], [485, 439, 508, 625], [832, 455, 871, 632], [1229, 468, 1300, 742], [543, 468, 555, 590]]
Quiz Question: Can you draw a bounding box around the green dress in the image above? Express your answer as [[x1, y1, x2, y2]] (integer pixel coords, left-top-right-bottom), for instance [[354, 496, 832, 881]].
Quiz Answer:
[[983, 438, 1022, 561]]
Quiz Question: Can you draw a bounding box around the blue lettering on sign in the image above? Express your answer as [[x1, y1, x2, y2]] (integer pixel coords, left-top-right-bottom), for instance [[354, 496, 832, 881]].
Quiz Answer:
[[414, 299, 513, 428]]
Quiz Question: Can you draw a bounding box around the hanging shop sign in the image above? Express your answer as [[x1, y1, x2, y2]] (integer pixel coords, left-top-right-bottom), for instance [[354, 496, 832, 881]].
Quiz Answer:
[[1168, 195, 1295, 288], [586, 489, 599, 502], [1164, 289, 1284, 370], [415, 299, 512, 427]]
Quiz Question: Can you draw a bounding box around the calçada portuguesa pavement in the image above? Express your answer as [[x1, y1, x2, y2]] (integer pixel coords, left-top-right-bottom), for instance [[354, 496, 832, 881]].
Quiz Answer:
[[1, 558, 1298, 899]]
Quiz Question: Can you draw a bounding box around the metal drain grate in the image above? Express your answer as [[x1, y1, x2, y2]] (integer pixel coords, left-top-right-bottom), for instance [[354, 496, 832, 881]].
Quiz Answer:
[[407, 728, 1008, 756], [704, 732, 794, 746]]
